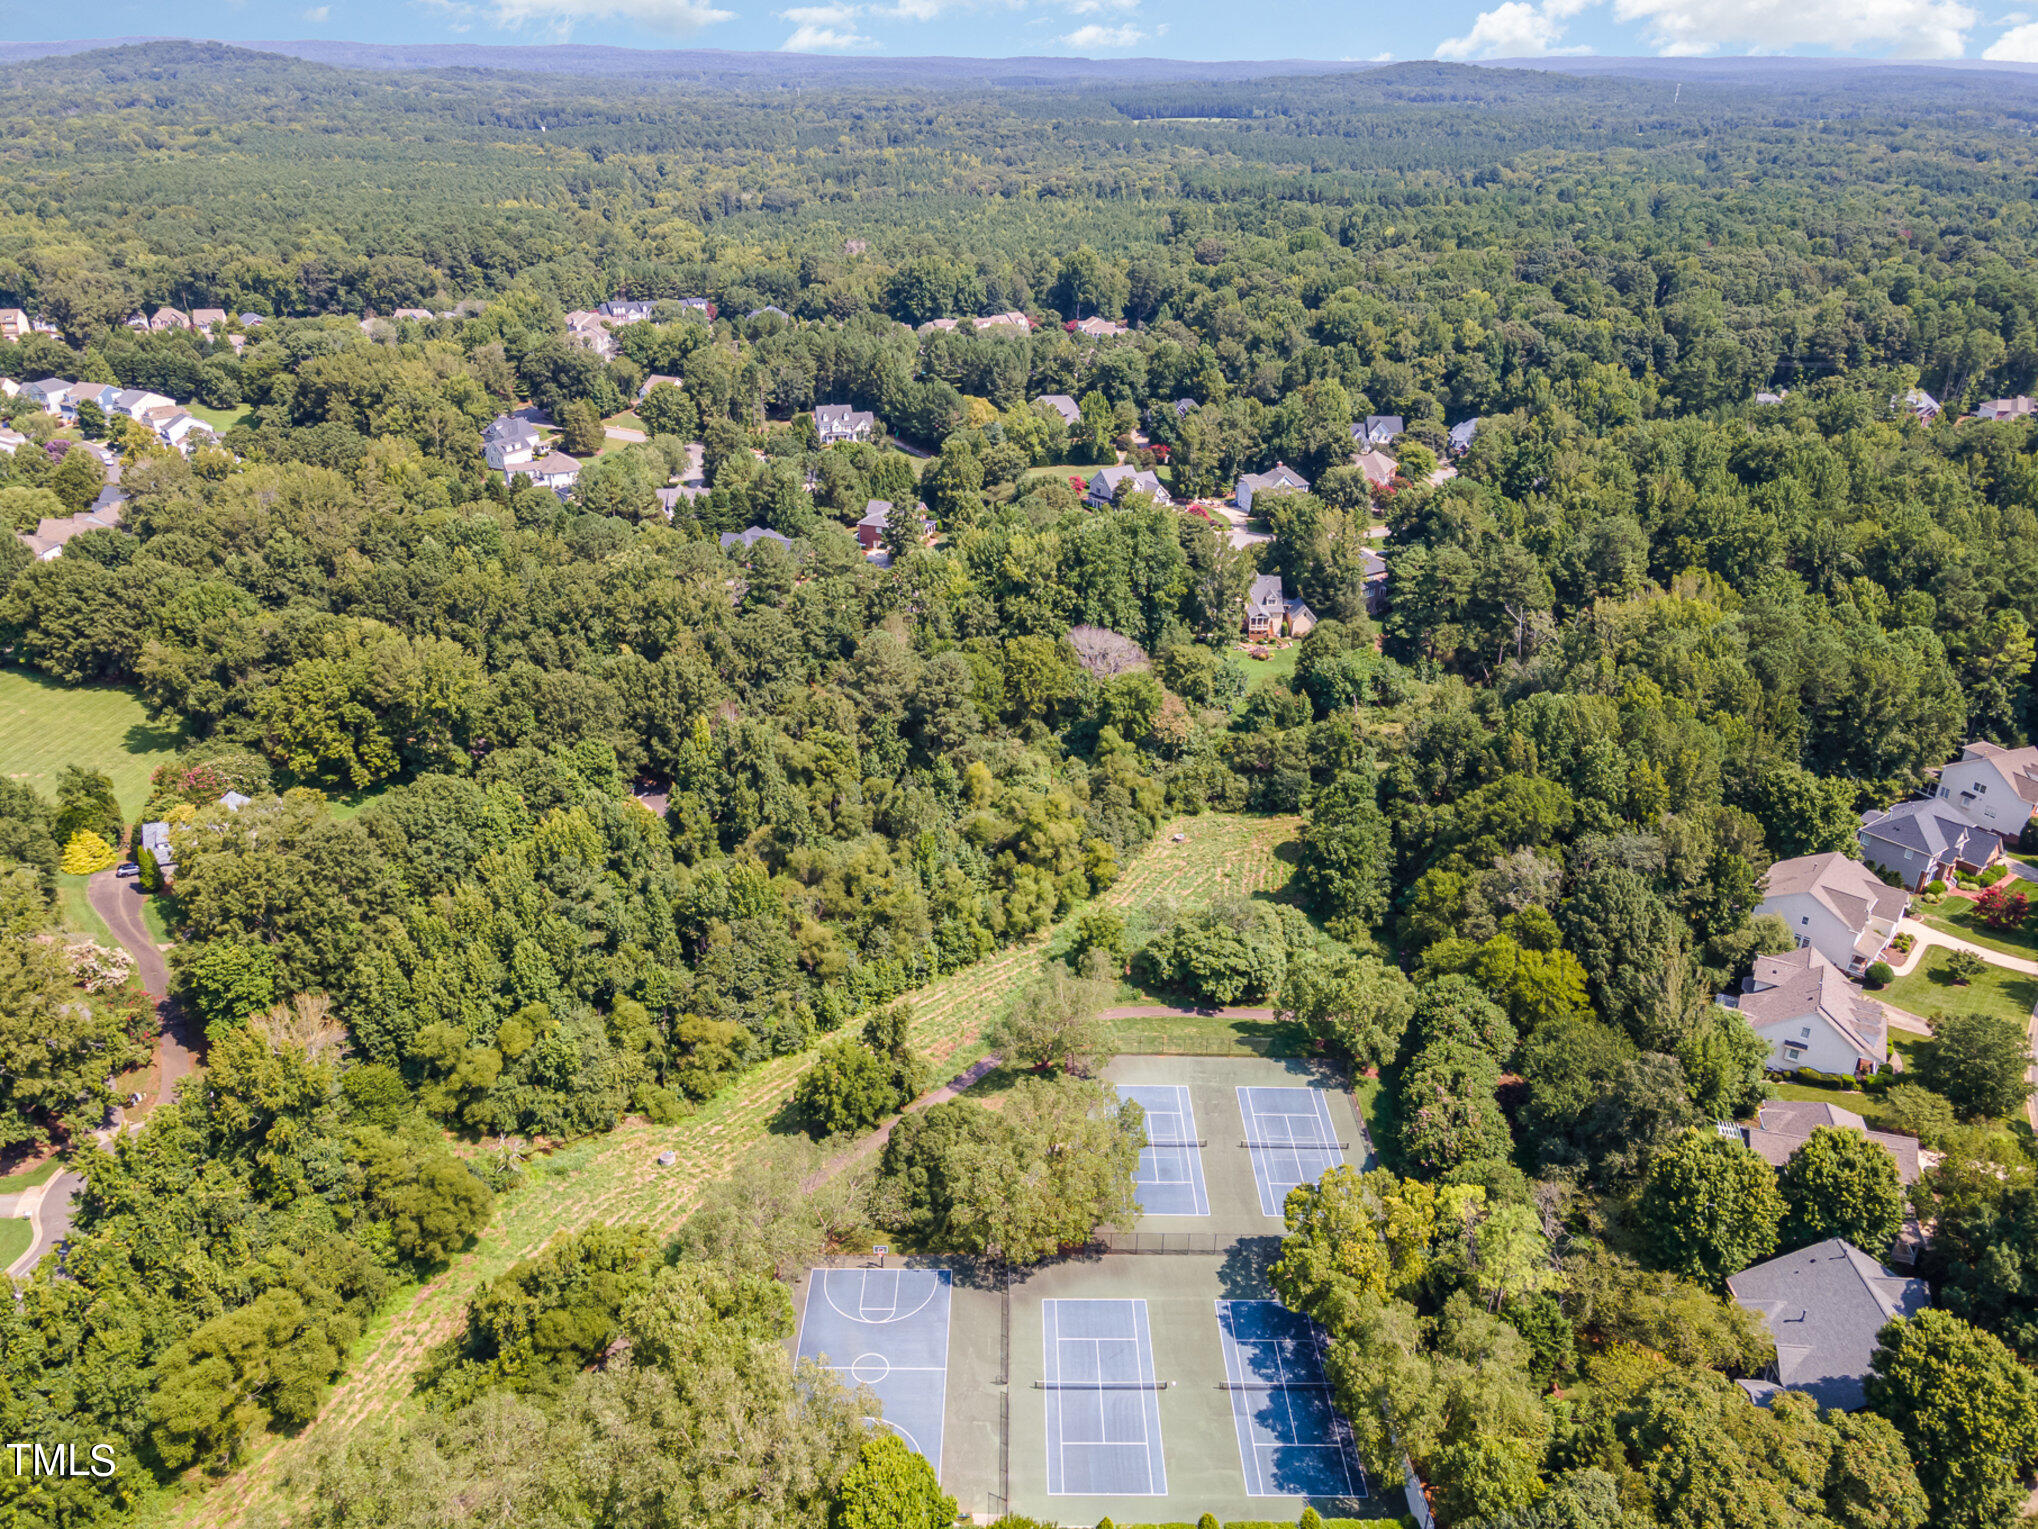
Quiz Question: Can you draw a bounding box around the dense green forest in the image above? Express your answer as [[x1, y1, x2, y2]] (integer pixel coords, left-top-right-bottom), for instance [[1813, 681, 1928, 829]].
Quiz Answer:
[[5, 39, 2038, 1529]]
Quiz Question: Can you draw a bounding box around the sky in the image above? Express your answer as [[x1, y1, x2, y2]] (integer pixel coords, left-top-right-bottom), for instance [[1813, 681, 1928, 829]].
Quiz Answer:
[[7, 0, 2038, 66]]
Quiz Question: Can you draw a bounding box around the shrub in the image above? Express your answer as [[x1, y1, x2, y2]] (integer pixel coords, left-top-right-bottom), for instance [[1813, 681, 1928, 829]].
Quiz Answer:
[[1979, 863, 2010, 887], [1865, 960, 1895, 988], [1925, 879, 1947, 895], [1943, 949, 1987, 985], [58, 830, 117, 875]]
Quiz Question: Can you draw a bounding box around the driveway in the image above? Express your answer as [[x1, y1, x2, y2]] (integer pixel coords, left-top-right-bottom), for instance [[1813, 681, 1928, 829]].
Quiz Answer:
[[604, 425, 647, 444], [86, 870, 202, 1107], [1889, 915, 2038, 977], [0, 1169, 83, 1280]]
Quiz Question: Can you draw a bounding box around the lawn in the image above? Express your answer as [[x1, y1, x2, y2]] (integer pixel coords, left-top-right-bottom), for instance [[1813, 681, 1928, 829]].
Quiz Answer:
[[56, 873, 114, 943], [1918, 901, 2038, 963], [1881, 947, 2038, 1029], [1102, 1008, 1312, 1058], [327, 783, 395, 821], [603, 410, 646, 433], [183, 402, 251, 433], [1225, 640, 1303, 690], [0, 1156, 62, 1193], [0, 667, 183, 819], [0, 1218, 30, 1272]]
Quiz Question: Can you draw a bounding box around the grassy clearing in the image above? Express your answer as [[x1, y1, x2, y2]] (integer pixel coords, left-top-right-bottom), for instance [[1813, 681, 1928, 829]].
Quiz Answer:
[[141, 894, 175, 944], [1919, 902, 2038, 962], [1103, 1009, 1311, 1058], [1225, 640, 1302, 689], [326, 784, 395, 822], [603, 410, 646, 433], [0, 1218, 30, 1271], [56, 872, 114, 942], [1883, 947, 2038, 1029], [0, 1157, 62, 1193], [0, 668, 183, 820], [159, 811, 1305, 1529], [184, 403, 251, 433]]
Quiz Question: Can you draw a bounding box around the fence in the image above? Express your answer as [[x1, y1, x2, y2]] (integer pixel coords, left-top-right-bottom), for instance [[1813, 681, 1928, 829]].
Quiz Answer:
[[1091, 1231, 1242, 1255]]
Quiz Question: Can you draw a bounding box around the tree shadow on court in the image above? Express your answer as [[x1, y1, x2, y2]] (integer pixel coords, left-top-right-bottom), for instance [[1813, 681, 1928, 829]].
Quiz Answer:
[[1217, 1236, 1283, 1298]]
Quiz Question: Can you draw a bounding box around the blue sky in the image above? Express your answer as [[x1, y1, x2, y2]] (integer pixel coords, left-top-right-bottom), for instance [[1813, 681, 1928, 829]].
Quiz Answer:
[[8, 0, 2038, 65]]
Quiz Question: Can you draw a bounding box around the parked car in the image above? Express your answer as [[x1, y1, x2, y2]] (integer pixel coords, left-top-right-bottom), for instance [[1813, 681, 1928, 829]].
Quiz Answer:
[[115, 862, 140, 878]]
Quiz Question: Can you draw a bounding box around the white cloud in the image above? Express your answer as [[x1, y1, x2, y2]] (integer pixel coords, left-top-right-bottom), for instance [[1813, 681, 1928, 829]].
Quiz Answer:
[[1611, 0, 1976, 54], [1436, 0, 1590, 56], [302, 3, 330, 16], [1984, 16, 2038, 47], [483, 0, 734, 36], [777, 2, 880, 46], [1064, 0, 1138, 13], [1060, 20, 1144, 45]]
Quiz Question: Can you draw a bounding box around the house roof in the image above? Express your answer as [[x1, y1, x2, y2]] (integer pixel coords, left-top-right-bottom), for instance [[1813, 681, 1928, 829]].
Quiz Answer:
[[1761, 852, 1908, 932], [719, 525, 792, 550], [1448, 418, 1479, 448], [858, 498, 932, 530], [1237, 463, 1309, 499], [814, 403, 873, 427], [1354, 448, 1397, 486], [1088, 464, 1166, 501], [1860, 800, 2000, 866], [1036, 393, 1082, 425], [1736, 945, 1888, 1064], [1741, 1100, 1922, 1185], [1364, 414, 1404, 439], [1960, 740, 2038, 806], [1247, 573, 1286, 618], [523, 451, 581, 478], [1727, 1239, 1928, 1411]]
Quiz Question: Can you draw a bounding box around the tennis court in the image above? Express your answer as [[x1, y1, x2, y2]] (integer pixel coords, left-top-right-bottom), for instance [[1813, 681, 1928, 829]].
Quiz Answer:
[[797, 1267, 954, 1474], [1120, 1082, 1210, 1216], [1041, 1297, 1169, 1496], [1237, 1085, 1346, 1217], [1216, 1300, 1369, 1498]]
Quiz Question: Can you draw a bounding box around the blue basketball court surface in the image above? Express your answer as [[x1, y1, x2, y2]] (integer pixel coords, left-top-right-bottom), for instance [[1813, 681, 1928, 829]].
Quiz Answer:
[[1215, 1300, 1369, 1499], [797, 1267, 953, 1475], [1119, 1082, 1211, 1216], [1042, 1298, 1169, 1496], [1237, 1085, 1346, 1216]]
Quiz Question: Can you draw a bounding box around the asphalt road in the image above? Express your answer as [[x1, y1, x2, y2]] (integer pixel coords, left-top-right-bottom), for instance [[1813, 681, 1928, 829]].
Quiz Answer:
[[86, 869, 201, 1106]]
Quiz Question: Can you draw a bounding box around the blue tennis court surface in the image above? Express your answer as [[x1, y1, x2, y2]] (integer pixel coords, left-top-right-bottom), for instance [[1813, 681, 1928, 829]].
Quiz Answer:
[[1237, 1086, 1345, 1217], [1216, 1300, 1368, 1498], [1043, 1298, 1168, 1496], [1120, 1083, 1210, 1216], [797, 1267, 953, 1475]]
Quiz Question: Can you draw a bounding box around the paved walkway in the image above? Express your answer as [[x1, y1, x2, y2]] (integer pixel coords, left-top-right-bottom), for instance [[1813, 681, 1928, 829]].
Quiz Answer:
[[1886, 915, 2038, 976], [603, 425, 647, 444]]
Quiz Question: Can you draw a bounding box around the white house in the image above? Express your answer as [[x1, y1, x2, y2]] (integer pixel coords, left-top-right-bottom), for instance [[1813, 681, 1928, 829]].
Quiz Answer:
[[814, 404, 875, 444], [1753, 852, 1905, 978], [507, 451, 582, 493], [1721, 944, 1890, 1077], [1084, 464, 1170, 508], [1928, 740, 2038, 840], [1235, 462, 1309, 514]]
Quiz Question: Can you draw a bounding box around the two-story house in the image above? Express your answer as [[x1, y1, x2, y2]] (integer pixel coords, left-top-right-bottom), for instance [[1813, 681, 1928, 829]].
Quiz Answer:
[[814, 404, 876, 445], [1234, 462, 1309, 515], [1721, 944, 1890, 1077], [1753, 852, 1905, 977], [1927, 740, 2038, 840], [1084, 464, 1170, 508], [1858, 799, 2003, 890]]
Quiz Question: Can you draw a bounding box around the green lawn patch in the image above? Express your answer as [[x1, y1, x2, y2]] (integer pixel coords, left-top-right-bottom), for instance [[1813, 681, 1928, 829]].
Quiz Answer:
[[0, 1157, 61, 1193], [0, 667, 183, 820], [1102, 1008, 1312, 1058], [1882, 947, 2038, 1029], [327, 783, 394, 821], [184, 402, 251, 433], [1225, 640, 1302, 689], [604, 410, 646, 433], [0, 1218, 30, 1271], [1919, 902, 2038, 963], [55, 872, 114, 943], [141, 894, 175, 944]]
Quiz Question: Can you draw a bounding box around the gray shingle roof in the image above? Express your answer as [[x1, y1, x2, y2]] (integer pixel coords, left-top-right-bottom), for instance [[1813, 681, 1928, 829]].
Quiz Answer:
[[1762, 852, 1908, 930], [1740, 1100, 1921, 1185], [1735, 945, 1888, 1064], [1247, 573, 1285, 619], [1860, 800, 1998, 865], [1728, 1239, 1928, 1411]]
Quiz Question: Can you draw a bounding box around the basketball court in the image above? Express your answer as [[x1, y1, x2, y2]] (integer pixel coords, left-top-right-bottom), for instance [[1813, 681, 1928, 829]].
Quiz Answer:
[[796, 1266, 954, 1474]]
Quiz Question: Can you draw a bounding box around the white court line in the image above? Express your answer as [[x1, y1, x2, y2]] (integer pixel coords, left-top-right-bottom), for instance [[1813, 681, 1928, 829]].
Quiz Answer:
[[859, 1268, 898, 1321]]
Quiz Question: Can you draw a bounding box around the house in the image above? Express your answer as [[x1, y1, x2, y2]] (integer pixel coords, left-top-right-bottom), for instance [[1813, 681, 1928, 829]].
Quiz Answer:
[[1975, 396, 2035, 422], [678, 298, 716, 319], [1928, 740, 2038, 840], [239, 313, 266, 328], [1858, 800, 2002, 890], [563, 314, 616, 360], [1736, 1099, 1921, 1184], [513, 451, 581, 494], [976, 310, 1031, 332], [112, 389, 174, 420], [1720, 944, 1889, 1077], [1354, 448, 1398, 488], [1897, 388, 1941, 422], [1755, 391, 1788, 406], [855, 499, 935, 553], [1244, 573, 1289, 639], [190, 307, 229, 332], [485, 436, 538, 472], [17, 497, 123, 562], [1172, 397, 1199, 419], [0, 378, 18, 398], [1728, 1239, 1929, 1411], [1235, 462, 1309, 514], [1355, 415, 1404, 449], [150, 308, 192, 332], [747, 305, 789, 321], [1070, 316, 1128, 338], [391, 307, 434, 322], [653, 484, 708, 519], [138, 820, 177, 881], [20, 378, 73, 417], [600, 299, 657, 323], [1285, 597, 1319, 637], [1361, 547, 1388, 617], [637, 374, 684, 399], [0, 426, 24, 455], [0, 308, 29, 341], [1035, 394, 1082, 428], [156, 412, 216, 452], [1754, 851, 1906, 977], [719, 525, 793, 552], [814, 404, 876, 445], [1084, 464, 1170, 508]]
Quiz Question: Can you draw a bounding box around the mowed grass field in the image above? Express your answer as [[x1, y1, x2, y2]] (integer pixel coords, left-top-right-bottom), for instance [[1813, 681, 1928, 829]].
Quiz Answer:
[[152, 810, 1306, 1529], [0, 668, 182, 819]]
